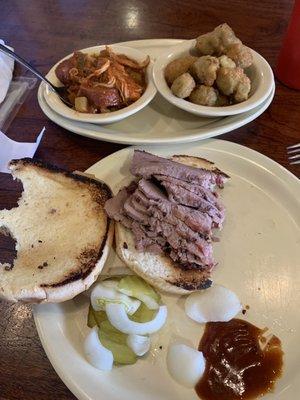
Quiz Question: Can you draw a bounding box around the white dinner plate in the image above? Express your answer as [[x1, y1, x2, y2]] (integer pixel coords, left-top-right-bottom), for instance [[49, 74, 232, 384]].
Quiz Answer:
[[37, 39, 275, 145], [34, 139, 300, 400]]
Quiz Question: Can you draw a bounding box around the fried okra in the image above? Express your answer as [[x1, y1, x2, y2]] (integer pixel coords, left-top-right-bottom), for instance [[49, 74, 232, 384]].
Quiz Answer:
[[190, 56, 219, 86], [216, 66, 251, 102], [196, 23, 241, 56], [189, 85, 218, 106], [171, 73, 196, 98], [235, 74, 251, 102], [165, 55, 198, 85], [216, 93, 230, 106], [165, 24, 253, 107], [225, 43, 253, 68], [218, 55, 236, 69]]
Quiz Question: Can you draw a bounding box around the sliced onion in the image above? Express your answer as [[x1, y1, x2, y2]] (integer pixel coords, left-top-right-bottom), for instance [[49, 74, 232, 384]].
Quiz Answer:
[[185, 284, 241, 323], [137, 294, 159, 310], [105, 303, 167, 335], [84, 327, 113, 371], [126, 334, 150, 356], [167, 343, 206, 388], [115, 54, 150, 69], [91, 282, 141, 315], [86, 59, 110, 80]]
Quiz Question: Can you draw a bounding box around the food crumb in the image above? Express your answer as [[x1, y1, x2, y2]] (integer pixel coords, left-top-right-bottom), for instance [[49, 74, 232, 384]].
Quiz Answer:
[[159, 345, 163, 350], [258, 287, 261, 291], [43, 262, 48, 267], [38, 240, 43, 243], [246, 305, 250, 310], [31, 244, 34, 248]]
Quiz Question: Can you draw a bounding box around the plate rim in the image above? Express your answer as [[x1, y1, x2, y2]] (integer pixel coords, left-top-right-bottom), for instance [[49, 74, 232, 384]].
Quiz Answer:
[[38, 83, 275, 145], [86, 138, 300, 188], [34, 138, 299, 400]]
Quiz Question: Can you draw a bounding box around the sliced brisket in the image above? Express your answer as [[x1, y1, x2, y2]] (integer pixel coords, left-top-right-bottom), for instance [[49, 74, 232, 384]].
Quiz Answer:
[[155, 177, 225, 227], [131, 150, 227, 189], [105, 150, 228, 273]]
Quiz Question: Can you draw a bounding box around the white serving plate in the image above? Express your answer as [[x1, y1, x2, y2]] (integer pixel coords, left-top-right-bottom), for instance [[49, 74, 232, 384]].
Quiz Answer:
[[37, 39, 275, 145], [152, 39, 274, 117], [34, 139, 300, 400]]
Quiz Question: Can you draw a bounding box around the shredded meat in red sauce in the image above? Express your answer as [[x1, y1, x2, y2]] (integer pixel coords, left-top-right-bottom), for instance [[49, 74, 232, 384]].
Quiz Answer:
[[55, 46, 150, 113]]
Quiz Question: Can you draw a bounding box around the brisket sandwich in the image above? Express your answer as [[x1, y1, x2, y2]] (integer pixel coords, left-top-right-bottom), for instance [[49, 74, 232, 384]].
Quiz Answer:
[[105, 150, 229, 294]]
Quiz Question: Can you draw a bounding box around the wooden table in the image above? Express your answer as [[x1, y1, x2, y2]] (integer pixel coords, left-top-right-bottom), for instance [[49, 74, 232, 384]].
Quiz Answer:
[[0, 1, 299, 399]]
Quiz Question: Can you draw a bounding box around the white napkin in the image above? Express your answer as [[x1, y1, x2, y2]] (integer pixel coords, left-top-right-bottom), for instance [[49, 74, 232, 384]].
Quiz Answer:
[[0, 127, 45, 173], [0, 40, 14, 104]]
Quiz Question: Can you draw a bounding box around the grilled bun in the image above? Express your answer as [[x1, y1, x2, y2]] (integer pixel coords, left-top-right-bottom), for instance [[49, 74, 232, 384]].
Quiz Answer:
[[0, 158, 113, 303]]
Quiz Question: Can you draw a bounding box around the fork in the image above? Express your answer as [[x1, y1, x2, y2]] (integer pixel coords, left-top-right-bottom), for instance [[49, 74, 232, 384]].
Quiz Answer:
[[0, 43, 73, 107], [287, 143, 300, 165]]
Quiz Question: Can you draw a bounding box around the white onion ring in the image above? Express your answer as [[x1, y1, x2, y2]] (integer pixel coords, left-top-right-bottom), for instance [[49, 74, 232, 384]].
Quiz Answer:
[[126, 334, 150, 356], [105, 303, 167, 335], [84, 327, 113, 371], [91, 283, 141, 315]]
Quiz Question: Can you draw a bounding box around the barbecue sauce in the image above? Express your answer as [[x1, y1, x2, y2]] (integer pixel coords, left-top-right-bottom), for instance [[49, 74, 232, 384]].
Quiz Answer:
[[196, 319, 283, 400]]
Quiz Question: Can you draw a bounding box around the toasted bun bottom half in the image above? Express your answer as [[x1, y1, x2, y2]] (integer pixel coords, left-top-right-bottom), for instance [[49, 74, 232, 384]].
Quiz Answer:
[[0, 158, 114, 303], [115, 223, 212, 295], [33, 221, 114, 303], [0, 222, 114, 303]]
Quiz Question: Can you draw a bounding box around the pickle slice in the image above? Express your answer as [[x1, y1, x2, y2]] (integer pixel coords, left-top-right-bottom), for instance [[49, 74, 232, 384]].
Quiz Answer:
[[98, 330, 137, 365], [130, 303, 156, 323], [87, 304, 107, 328], [92, 308, 108, 326], [118, 275, 160, 310], [87, 304, 97, 328], [100, 320, 127, 344]]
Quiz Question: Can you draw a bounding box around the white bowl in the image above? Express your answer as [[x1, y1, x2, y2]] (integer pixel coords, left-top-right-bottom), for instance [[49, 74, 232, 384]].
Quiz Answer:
[[43, 45, 157, 124], [152, 39, 274, 117]]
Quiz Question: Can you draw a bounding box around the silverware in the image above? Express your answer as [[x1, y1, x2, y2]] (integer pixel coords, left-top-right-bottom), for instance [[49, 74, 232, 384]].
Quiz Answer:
[[0, 43, 72, 107], [287, 143, 300, 165]]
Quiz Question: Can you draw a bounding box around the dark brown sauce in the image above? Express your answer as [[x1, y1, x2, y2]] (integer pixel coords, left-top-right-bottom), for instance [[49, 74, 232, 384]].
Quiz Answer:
[[196, 319, 283, 400]]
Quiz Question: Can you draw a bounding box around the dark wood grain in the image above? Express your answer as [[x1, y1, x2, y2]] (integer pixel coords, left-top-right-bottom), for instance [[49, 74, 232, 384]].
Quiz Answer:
[[0, 1, 299, 399]]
